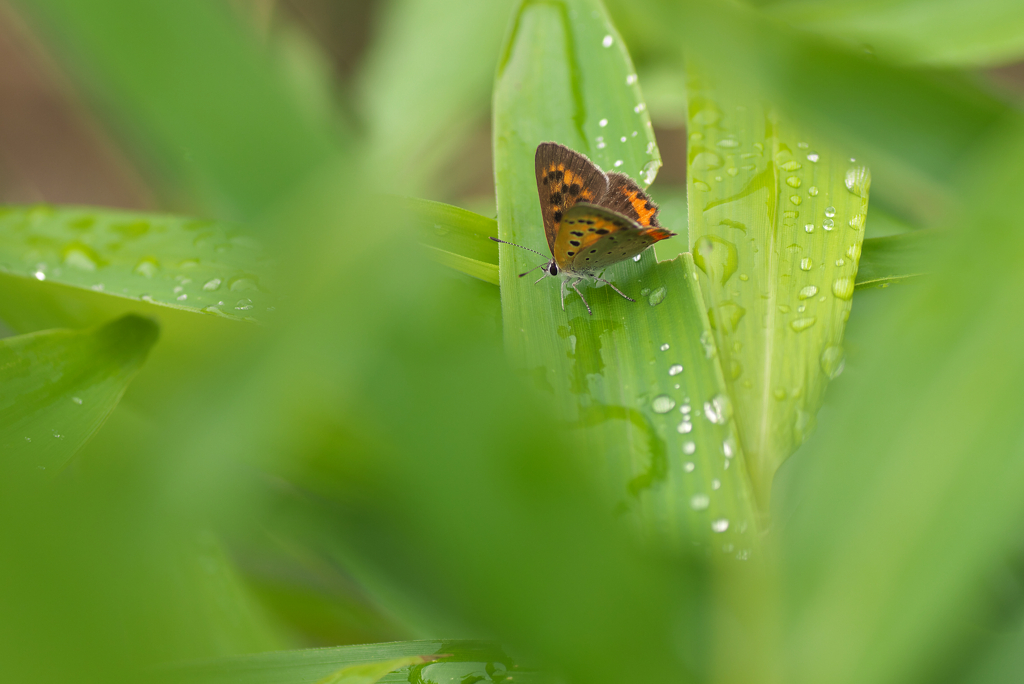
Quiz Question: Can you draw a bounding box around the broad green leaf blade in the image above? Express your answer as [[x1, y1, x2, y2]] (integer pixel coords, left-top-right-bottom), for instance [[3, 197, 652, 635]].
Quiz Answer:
[[0, 314, 157, 472], [856, 230, 938, 289], [686, 63, 871, 509], [11, 0, 342, 221], [402, 198, 499, 284], [0, 206, 277, 324], [763, 0, 1024, 68], [495, 0, 757, 546], [172, 641, 521, 684]]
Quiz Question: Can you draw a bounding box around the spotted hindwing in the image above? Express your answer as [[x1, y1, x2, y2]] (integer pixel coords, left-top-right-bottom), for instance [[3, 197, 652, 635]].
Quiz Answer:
[[555, 203, 674, 273], [535, 142, 609, 254]]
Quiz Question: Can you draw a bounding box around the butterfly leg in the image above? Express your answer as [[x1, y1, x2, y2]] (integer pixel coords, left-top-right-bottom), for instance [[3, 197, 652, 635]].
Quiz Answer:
[[570, 279, 593, 316], [592, 275, 636, 303]]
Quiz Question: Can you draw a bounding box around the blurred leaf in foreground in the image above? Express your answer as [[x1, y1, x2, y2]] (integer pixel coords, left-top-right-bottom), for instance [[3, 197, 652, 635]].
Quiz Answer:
[[0, 314, 157, 472]]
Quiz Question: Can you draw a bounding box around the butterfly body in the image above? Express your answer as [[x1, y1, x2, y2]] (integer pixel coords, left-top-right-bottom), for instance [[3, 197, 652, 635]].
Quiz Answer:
[[494, 142, 675, 315]]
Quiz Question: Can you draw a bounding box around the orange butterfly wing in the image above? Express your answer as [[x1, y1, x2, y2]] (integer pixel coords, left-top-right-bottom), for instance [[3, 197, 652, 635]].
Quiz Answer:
[[535, 142, 608, 254], [555, 203, 674, 273]]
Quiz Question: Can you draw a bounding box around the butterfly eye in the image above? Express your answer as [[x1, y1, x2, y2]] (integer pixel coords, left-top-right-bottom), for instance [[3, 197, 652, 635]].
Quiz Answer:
[[549, 263, 559, 276]]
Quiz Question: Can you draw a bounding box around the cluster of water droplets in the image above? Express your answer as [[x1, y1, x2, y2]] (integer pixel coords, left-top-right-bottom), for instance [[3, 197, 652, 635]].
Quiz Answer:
[[646, 342, 747, 551], [0, 208, 278, 322]]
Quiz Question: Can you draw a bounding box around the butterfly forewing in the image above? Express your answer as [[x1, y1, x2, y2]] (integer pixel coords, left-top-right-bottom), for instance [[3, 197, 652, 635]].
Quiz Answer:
[[535, 142, 609, 254]]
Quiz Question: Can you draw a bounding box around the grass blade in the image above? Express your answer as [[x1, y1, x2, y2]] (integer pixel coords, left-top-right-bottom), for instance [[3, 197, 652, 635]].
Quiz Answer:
[[401, 198, 498, 284], [494, 0, 758, 545], [171, 640, 524, 684], [685, 62, 871, 510], [0, 314, 157, 472], [0, 205, 276, 325], [856, 229, 938, 289]]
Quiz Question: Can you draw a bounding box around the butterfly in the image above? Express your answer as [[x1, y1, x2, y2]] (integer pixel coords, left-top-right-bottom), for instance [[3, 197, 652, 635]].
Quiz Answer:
[[492, 142, 675, 315]]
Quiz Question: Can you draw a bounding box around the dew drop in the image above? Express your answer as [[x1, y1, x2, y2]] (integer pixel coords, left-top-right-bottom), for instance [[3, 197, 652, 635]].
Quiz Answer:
[[723, 437, 735, 457], [71, 396, 83, 405], [823, 218, 834, 231], [820, 344, 846, 379], [835, 258, 846, 266], [800, 258, 812, 271], [703, 394, 733, 424], [790, 317, 817, 332], [780, 160, 802, 172], [642, 160, 659, 185], [804, 223, 815, 233], [684, 462, 695, 473], [620, 136, 627, 143], [632, 253, 643, 262], [177, 294, 188, 301], [677, 420, 693, 434], [633, 103, 645, 113], [599, 118, 608, 127], [659, 343, 670, 351], [712, 479, 722, 490], [693, 179, 711, 192], [845, 166, 871, 197], [235, 298, 254, 311], [847, 243, 862, 260], [790, 195, 802, 205], [799, 285, 818, 299], [203, 278, 222, 291], [808, 186, 818, 196], [648, 286, 667, 306], [133, 258, 159, 278], [691, 494, 710, 511], [602, 34, 613, 47], [849, 214, 865, 230], [786, 176, 802, 188], [669, 364, 683, 376], [652, 395, 676, 413], [807, 153, 819, 162], [682, 441, 696, 455], [614, 160, 624, 168], [825, 206, 836, 218], [712, 519, 730, 533], [33, 270, 46, 281], [832, 277, 854, 300], [626, 73, 637, 85]]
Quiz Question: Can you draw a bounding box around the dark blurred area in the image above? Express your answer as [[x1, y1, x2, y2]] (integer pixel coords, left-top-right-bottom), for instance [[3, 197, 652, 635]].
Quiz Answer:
[[0, 0, 380, 210]]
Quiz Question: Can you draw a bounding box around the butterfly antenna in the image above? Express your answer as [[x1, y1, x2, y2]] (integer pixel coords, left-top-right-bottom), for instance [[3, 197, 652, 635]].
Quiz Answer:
[[518, 262, 547, 278], [489, 236, 549, 259]]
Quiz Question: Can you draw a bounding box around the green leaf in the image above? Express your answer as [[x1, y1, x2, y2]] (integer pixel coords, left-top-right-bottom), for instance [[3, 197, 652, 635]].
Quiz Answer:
[[0, 314, 158, 472], [494, 0, 758, 543], [779, 123, 1024, 684], [0, 205, 277, 325], [763, 0, 1024, 68], [402, 198, 499, 285], [685, 61, 871, 510], [314, 655, 438, 684], [856, 229, 938, 289]]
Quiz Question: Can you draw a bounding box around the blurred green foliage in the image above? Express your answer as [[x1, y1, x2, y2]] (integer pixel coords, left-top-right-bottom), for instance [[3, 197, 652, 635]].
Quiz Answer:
[[1, 0, 1023, 683]]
